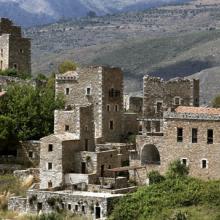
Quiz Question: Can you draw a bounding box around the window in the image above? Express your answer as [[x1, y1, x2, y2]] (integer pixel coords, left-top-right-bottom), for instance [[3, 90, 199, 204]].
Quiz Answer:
[[75, 205, 78, 211], [109, 120, 114, 130], [65, 88, 70, 95], [65, 125, 70, 131], [177, 128, 183, 142], [0, 49, 3, 57], [48, 162, 52, 170], [146, 121, 151, 132], [181, 158, 188, 166], [48, 144, 53, 152], [156, 102, 163, 113], [68, 204, 71, 210], [85, 139, 89, 151], [192, 128, 198, 143], [109, 88, 120, 98], [85, 126, 88, 132], [48, 181, 52, 188], [115, 105, 119, 112], [13, 63, 18, 70], [174, 97, 181, 105], [201, 159, 208, 169], [28, 151, 33, 158], [107, 105, 110, 112], [86, 87, 91, 95], [155, 121, 160, 132], [20, 49, 24, 53], [207, 129, 213, 144], [82, 205, 85, 213]]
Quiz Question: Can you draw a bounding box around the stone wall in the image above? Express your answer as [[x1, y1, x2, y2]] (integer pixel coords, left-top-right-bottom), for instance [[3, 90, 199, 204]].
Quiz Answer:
[[8, 196, 27, 213], [17, 141, 40, 167], [25, 189, 122, 220], [0, 18, 31, 74], [14, 168, 39, 182], [124, 95, 143, 115], [143, 76, 199, 119], [39, 133, 80, 189], [56, 66, 124, 143]]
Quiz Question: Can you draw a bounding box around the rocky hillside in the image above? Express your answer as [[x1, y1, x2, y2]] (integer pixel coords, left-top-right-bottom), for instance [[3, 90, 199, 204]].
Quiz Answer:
[[0, 0, 189, 27], [22, 0, 220, 104]]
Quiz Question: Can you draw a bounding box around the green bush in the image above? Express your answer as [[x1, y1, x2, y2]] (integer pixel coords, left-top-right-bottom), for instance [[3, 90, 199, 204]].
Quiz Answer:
[[148, 171, 165, 184], [166, 160, 189, 178]]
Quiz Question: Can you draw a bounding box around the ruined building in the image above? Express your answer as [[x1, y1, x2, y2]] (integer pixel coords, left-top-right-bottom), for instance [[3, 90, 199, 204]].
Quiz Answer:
[[0, 18, 31, 74], [141, 76, 199, 135]]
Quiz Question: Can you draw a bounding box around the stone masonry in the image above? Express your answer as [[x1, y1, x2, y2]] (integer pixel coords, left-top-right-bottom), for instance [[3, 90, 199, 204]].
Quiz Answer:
[[0, 18, 31, 74], [56, 66, 123, 143]]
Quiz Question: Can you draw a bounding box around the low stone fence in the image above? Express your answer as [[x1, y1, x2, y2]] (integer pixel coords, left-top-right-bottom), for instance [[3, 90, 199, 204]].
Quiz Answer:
[[14, 168, 40, 181], [8, 196, 27, 213]]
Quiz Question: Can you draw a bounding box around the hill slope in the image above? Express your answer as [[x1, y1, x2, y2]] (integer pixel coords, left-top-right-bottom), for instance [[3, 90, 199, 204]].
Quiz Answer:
[[0, 0, 189, 27], [25, 0, 220, 104]]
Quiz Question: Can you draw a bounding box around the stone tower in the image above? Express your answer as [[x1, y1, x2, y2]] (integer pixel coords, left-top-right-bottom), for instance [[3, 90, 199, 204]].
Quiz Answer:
[[56, 66, 124, 143], [0, 18, 31, 74]]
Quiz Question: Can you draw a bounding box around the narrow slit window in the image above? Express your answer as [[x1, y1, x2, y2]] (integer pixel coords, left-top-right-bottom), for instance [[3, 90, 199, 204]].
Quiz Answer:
[[207, 129, 213, 144], [177, 128, 183, 142], [192, 128, 198, 143]]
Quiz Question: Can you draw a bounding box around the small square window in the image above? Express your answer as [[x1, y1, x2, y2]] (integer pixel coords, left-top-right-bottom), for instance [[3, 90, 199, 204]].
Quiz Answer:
[[65, 88, 70, 95], [68, 204, 71, 210], [48, 144, 53, 152], [181, 158, 188, 166], [86, 87, 91, 95], [65, 125, 70, 131], [82, 205, 85, 213], [13, 63, 18, 70], [48, 162, 52, 170], [28, 151, 33, 158], [201, 159, 208, 169]]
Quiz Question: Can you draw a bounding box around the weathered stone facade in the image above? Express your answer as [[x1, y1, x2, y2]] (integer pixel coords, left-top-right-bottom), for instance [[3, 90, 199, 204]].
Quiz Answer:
[[142, 76, 199, 123], [0, 18, 31, 74], [9, 189, 122, 220], [133, 106, 220, 183], [124, 95, 143, 115], [56, 66, 123, 143]]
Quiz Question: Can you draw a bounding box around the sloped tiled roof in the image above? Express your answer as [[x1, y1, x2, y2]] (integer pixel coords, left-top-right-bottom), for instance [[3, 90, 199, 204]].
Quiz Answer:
[[176, 106, 220, 115]]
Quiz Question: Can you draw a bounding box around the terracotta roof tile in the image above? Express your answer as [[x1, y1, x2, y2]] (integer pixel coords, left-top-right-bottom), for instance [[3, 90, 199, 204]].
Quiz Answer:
[[176, 106, 220, 115]]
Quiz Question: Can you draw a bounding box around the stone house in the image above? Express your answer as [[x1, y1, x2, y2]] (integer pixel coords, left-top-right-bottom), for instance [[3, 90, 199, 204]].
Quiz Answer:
[[141, 76, 199, 135], [0, 18, 31, 74], [55, 67, 124, 143], [131, 106, 220, 183]]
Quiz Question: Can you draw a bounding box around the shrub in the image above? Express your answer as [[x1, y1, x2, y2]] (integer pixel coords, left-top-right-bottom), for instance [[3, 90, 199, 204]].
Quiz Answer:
[[148, 171, 165, 184], [166, 160, 189, 179]]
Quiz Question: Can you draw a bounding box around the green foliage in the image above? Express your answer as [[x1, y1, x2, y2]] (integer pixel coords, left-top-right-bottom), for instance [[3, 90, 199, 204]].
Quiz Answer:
[[0, 74, 64, 145], [166, 160, 189, 178], [148, 170, 165, 184], [110, 161, 220, 220], [0, 69, 30, 79], [35, 73, 48, 81], [212, 95, 220, 108], [58, 60, 77, 74]]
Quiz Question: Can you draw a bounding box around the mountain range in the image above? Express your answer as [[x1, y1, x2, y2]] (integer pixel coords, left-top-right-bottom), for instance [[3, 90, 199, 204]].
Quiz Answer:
[[0, 0, 189, 27]]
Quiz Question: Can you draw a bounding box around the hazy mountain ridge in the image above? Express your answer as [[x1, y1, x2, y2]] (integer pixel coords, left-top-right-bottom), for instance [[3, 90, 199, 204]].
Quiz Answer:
[[0, 0, 190, 27], [24, 0, 220, 104]]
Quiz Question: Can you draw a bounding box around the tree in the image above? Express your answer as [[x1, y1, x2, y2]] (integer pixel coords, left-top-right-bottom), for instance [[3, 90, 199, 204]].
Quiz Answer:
[[58, 60, 77, 74], [212, 95, 220, 108], [0, 75, 64, 142]]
